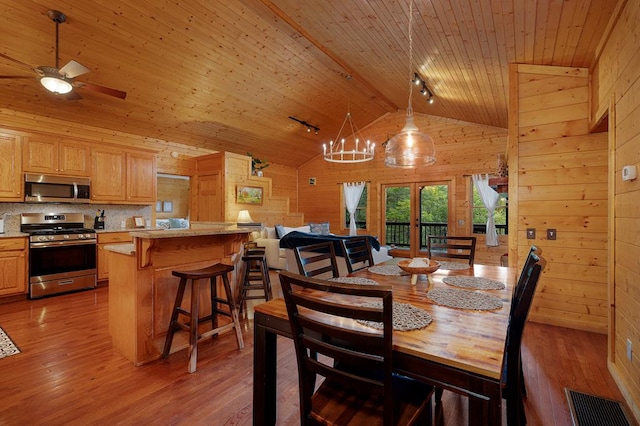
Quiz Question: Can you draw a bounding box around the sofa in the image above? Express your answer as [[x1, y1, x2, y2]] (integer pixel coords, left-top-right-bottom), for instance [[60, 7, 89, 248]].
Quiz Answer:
[[252, 224, 391, 273]]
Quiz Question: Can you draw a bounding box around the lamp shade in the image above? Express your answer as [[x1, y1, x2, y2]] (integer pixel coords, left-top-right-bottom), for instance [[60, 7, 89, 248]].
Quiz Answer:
[[384, 115, 436, 167], [40, 74, 73, 94], [237, 210, 254, 224]]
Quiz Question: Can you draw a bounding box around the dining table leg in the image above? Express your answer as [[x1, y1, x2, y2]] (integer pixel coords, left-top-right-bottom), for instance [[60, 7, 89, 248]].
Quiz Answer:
[[253, 312, 278, 426], [468, 385, 502, 425]]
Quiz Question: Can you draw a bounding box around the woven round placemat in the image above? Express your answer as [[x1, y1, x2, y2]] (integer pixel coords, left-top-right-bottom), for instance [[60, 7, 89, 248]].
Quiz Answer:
[[427, 288, 503, 311], [328, 277, 379, 286], [442, 276, 505, 290], [357, 301, 432, 331], [438, 261, 471, 270], [368, 265, 407, 276]]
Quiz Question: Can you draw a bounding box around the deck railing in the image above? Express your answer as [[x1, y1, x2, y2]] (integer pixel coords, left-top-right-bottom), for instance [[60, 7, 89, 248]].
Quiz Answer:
[[379, 222, 507, 248]]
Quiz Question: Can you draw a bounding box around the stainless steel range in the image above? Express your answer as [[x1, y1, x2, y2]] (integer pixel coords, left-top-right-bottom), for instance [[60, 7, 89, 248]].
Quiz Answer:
[[21, 213, 97, 299]]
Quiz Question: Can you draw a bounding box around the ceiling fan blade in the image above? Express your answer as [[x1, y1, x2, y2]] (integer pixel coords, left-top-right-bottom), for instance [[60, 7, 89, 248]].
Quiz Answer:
[[0, 52, 36, 72], [59, 60, 90, 78], [75, 81, 127, 99]]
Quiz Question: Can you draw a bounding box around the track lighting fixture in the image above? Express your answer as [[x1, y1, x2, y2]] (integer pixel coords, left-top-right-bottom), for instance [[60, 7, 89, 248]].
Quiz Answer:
[[289, 116, 320, 135], [413, 72, 434, 104]]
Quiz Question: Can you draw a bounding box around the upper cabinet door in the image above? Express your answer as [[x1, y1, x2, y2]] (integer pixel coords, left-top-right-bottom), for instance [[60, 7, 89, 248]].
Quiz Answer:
[[126, 151, 156, 203], [0, 133, 23, 201], [58, 140, 90, 176], [91, 147, 126, 201], [23, 136, 90, 176]]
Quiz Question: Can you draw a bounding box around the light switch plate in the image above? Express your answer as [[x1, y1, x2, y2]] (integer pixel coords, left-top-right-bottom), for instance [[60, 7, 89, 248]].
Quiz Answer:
[[527, 228, 535, 239], [547, 229, 557, 240]]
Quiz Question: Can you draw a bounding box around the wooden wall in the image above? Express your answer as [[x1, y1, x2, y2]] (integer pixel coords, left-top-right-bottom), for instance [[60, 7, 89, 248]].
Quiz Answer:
[[592, 0, 640, 419], [194, 152, 303, 226], [509, 64, 609, 333], [297, 111, 509, 265]]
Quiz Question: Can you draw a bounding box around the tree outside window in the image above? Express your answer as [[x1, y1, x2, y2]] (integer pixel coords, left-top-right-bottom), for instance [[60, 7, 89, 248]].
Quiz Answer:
[[472, 185, 508, 235]]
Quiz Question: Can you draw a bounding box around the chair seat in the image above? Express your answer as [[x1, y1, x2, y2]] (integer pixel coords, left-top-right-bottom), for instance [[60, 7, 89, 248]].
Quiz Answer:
[[310, 373, 433, 425], [172, 263, 234, 279]]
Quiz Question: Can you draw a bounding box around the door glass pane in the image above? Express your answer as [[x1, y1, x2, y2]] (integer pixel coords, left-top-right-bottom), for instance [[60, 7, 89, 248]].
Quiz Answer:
[[384, 186, 411, 248], [419, 185, 449, 250]]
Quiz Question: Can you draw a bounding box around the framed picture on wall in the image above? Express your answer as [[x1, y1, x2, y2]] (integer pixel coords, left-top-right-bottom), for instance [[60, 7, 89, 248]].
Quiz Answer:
[[236, 186, 263, 205], [162, 201, 173, 213], [156, 201, 162, 212]]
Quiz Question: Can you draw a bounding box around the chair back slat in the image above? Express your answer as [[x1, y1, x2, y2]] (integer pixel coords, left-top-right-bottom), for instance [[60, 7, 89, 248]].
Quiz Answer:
[[340, 237, 375, 273], [427, 235, 477, 266], [294, 242, 340, 279]]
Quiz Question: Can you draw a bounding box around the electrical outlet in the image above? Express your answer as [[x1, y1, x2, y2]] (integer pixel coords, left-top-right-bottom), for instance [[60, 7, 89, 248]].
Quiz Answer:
[[526, 228, 535, 239], [547, 229, 557, 240], [627, 339, 633, 361]]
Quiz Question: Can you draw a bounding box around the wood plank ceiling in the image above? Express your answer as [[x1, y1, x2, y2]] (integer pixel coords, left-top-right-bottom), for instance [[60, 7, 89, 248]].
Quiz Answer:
[[0, 0, 619, 167]]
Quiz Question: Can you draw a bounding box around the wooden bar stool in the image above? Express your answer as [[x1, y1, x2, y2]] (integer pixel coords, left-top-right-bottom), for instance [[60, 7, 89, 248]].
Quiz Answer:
[[238, 243, 272, 314], [162, 263, 244, 373]]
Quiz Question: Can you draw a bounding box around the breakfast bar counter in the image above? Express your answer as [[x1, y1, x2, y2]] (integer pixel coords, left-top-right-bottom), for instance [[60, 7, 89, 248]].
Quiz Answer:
[[105, 227, 251, 366]]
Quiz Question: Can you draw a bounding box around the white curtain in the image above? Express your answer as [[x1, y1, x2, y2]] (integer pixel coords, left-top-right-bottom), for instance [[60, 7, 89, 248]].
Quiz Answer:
[[343, 182, 365, 236], [472, 174, 500, 247]]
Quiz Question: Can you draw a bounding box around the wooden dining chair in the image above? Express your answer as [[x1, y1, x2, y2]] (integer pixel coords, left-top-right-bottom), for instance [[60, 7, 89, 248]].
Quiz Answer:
[[340, 236, 375, 273], [513, 245, 538, 304], [294, 241, 340, 279], [426, 235, 477, 266], [279, 271, 434, 425], [503, 254, 543, 426]]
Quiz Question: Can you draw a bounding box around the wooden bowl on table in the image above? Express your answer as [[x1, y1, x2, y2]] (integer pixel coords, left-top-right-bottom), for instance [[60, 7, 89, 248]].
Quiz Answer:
[[397, 259, 441, 285]]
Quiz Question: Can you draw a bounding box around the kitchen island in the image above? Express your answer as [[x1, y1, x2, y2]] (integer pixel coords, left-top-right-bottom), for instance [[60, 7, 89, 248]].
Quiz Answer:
[[106, 227, 251, 366]]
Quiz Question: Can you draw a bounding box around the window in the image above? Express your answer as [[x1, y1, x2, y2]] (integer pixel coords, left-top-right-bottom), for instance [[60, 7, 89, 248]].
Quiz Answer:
[[472, 184, 508, 235], [343, 184, 368, 230]]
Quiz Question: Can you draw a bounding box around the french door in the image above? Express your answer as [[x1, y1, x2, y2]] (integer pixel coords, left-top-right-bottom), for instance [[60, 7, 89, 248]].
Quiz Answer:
[[382, 181, 452, 258]]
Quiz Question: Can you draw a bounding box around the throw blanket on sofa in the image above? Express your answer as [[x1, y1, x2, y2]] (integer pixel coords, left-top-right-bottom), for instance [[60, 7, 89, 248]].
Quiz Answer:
[[279, 231, 381, 254]]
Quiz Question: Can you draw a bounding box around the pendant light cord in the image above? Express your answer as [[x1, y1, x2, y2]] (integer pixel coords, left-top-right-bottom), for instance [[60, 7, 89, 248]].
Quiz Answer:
[[406, 0, 414, 118]]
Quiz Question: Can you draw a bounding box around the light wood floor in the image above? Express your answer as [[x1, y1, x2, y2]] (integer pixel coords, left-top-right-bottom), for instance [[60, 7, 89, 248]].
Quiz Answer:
[[0, 277, 626, 426]]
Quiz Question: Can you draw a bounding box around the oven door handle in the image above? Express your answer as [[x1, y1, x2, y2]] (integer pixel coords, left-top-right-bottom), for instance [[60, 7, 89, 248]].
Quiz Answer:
[[30, 240, 97, 248]]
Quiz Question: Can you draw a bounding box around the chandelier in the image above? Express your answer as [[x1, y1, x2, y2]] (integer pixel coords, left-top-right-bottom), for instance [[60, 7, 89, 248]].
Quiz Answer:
[[385, 0, 436, 167], [323, 76, 375, 163]]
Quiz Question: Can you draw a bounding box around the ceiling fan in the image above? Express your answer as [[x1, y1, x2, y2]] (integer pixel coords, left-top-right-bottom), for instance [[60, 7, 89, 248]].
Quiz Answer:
[[0, 9, 126, 100]]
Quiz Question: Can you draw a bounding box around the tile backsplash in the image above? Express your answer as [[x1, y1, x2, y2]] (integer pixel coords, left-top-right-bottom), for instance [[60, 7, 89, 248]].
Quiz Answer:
[[0, 203, 152, 233]]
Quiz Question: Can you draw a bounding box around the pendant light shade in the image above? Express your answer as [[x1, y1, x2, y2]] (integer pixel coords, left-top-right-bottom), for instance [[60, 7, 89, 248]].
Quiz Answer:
[[384, 113, 435, 167], [385, 0, 436, 168]]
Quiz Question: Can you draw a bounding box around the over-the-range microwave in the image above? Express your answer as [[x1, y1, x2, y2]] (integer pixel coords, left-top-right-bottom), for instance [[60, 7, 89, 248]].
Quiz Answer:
[[24, 173, 91, 203]]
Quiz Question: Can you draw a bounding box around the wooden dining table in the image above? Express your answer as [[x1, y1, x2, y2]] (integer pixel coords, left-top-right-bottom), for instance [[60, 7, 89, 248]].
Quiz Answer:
[[252, 260, 516, 426]]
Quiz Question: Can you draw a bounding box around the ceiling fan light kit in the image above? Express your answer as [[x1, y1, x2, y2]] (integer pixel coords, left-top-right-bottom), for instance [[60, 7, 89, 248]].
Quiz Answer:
[[38, 67, 73, 94], [385, 0, 436, 168]]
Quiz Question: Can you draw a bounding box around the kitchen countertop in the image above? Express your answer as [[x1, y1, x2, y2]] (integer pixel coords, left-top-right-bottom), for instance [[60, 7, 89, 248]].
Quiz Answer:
[[0, 232, 28, 238], [104, 243, 136, 255], [129, 227, 253, 239]]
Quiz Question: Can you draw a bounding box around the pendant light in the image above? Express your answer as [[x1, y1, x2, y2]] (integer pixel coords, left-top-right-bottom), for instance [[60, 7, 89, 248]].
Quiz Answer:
[[385, 0, 436, 168], [323, 75, 375, 163]]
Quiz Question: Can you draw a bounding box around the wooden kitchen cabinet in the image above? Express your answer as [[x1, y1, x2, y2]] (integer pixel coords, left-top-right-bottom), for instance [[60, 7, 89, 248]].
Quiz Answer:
[[126, 151, 157, 203], [0, 133, 23, 201], [23, 135, 90, 176], [91, 146, 126, 201], [97, 232, 133, 281], [91, 146, 157, 203], [0, 237, 27, 296]]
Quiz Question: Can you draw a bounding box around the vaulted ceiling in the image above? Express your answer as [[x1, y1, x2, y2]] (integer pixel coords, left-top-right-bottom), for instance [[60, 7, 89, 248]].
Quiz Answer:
[[0, 0, 619, 167]]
